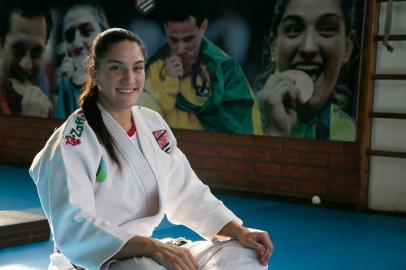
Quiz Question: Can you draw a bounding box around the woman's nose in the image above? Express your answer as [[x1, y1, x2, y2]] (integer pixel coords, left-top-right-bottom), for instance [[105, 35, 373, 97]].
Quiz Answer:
[[122, 68, 135, 83], [299, 30, 319, 57]]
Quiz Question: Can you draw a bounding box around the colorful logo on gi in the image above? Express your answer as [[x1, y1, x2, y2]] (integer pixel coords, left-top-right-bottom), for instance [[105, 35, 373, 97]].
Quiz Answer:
[[152, 130, 171, 154], [96, 158, 107, 183], [65, 112, 86, 146]]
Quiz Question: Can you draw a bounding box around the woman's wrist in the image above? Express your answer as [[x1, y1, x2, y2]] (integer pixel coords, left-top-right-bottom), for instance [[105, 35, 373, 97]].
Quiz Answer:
[[217, 220, 250, 240], [114, 235, 156, 260], [146, 238, 167, 260]]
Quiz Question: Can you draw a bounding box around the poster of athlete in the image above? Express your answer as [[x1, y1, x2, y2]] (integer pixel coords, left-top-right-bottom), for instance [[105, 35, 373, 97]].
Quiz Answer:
[[0, 0, 365, 141]]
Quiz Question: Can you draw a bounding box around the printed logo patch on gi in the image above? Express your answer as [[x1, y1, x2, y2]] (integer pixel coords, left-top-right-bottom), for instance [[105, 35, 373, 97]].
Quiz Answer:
[[152, 130, 172, 154], [96, 158, 107, 183], [65, 112, 86, 147]]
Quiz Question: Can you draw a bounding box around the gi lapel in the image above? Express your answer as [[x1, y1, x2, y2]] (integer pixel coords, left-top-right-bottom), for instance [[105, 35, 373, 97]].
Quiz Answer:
[[99, 105, 161, 209], [131, 108, 173, 201]]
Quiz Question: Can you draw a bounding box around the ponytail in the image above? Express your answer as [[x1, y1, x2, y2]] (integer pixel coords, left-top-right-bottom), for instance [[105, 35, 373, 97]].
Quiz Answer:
[[80, 84, 121, 169]]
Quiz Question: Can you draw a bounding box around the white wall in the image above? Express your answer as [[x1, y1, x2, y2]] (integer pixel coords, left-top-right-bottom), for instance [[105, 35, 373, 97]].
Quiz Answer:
[[369, 157, 406, 212], [368, 1, 406, 212]]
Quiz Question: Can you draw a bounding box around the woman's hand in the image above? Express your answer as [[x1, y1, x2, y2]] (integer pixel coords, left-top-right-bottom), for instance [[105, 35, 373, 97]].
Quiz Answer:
[[149, 239, 198, 270], [72, 55, 88, 85], [114, 236, 197, 270], [217, 221, 274, 266], [55, 55, 87, 86], [257, 73, 302, 136], [237, 228, 273, 266]]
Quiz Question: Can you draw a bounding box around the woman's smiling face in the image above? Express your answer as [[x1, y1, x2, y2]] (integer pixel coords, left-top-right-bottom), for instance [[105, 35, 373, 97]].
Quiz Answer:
[[273, 0, 354, 112], [93, 40, 145, 115]]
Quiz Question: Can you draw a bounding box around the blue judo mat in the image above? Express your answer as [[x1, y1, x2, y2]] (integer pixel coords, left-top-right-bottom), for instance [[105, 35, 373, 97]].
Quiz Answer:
[[1, 165, 405, 270]]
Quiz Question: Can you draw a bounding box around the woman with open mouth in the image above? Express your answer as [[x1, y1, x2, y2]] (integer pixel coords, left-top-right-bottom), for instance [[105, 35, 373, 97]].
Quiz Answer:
[[257, 0, 359, 141]]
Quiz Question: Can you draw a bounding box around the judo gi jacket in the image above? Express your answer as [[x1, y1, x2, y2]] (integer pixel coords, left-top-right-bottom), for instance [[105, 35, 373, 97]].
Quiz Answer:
[[29, 105, 241, 269]]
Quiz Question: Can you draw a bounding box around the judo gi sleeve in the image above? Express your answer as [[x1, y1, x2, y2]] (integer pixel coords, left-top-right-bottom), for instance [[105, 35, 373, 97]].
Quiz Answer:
[[29, 126, 134, 270]]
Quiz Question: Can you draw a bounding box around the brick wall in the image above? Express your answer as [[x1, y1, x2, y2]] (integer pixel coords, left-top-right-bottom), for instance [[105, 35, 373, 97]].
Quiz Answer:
[[175, 129, 361, 205], [0, 116, 60, 166], [0, 115, 361, 205]]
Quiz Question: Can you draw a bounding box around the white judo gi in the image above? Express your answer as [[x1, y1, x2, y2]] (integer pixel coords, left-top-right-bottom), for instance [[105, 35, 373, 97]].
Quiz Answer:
[[29, 105, 267, 270]]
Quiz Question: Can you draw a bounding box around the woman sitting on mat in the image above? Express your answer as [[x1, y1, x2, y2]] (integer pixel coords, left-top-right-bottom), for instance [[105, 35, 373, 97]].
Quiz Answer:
[[30, 28, 273, 270]]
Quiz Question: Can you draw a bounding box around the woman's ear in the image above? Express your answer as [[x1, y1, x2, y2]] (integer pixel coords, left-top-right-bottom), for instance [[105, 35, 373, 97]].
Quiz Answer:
[[343, 31, 355, 63]]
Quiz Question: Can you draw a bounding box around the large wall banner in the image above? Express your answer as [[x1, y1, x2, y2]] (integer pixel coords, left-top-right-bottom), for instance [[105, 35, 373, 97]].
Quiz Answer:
[[0, 0, 366, 141]]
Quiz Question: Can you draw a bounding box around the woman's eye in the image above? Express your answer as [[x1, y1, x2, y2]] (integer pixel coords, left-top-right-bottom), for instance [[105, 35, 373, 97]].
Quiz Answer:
[[133, 66, 144, 72], [317, 17, 340, 37], [318, 24, 338, 36], [109, 66, 121, 71], [284, 24, 303, 37]]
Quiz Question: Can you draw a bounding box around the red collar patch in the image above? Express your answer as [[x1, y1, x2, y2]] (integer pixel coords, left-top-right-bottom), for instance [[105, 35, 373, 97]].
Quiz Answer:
[[152, 130, 171, 154], [65, 135, 81, 146]]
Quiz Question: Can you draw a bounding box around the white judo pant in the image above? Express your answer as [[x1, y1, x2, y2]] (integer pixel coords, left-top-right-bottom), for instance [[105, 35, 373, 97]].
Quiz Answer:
[[49, 239, 268, 270]]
